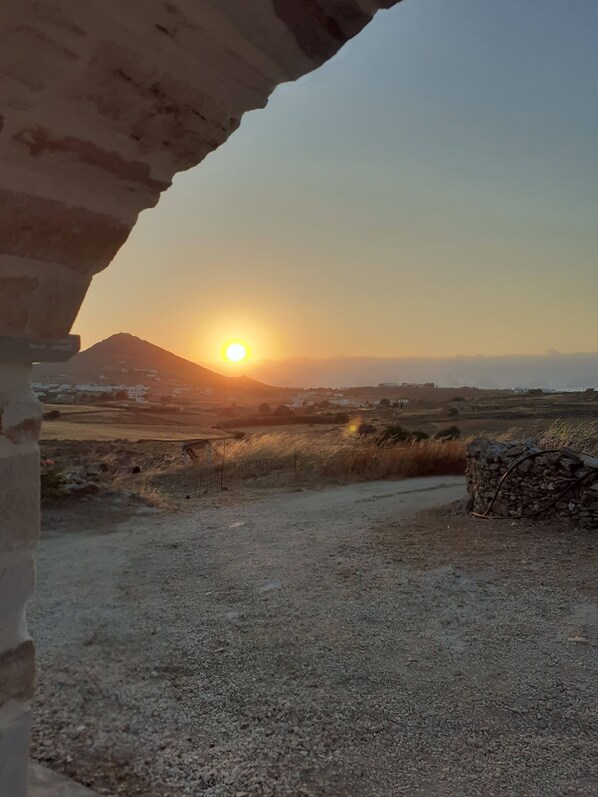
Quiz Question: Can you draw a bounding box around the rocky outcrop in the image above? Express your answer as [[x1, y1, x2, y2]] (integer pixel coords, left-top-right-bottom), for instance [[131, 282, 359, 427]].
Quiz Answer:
[[467, 438, 598, 529]]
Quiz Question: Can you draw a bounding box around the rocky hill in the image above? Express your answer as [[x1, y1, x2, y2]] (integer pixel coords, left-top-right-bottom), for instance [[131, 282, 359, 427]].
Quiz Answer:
[[34, 333, 267, 392]]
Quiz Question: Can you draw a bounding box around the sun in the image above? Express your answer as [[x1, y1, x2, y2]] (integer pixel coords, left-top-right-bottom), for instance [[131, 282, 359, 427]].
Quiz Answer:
[[224, 340, 249, 364]]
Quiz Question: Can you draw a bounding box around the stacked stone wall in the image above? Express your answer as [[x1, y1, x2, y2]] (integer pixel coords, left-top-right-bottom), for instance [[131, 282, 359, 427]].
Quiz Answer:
[[467, 438, 598, 529]]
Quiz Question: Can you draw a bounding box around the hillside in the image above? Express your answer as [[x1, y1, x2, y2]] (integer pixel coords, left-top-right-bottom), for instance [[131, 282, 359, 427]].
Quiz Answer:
[[34, 333, 267, 392]]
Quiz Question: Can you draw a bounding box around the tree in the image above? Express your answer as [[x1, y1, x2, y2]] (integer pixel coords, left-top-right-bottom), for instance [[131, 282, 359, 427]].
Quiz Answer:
[[447, 406, 459, 417], [272, 404, 294, 417], [114, 390, 128, 400], [378, 398, 391, 407], [258, 402, 271, 414]]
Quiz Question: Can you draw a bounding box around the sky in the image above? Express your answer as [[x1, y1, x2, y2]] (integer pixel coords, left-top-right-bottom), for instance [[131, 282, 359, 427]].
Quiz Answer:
[[75, 0, 598, 375]]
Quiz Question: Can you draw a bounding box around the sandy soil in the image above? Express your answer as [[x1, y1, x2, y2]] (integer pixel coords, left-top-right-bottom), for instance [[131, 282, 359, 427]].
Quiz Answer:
[[30, 479, 597, 797]]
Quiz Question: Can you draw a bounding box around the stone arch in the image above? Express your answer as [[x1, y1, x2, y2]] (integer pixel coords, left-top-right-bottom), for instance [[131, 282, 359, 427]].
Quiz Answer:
[[0, 2, 401, 793]]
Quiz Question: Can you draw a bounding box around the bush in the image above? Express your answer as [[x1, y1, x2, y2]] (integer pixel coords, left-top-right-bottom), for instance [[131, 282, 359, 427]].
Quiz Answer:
[[258, 402, 271, 414], [42, 409, 61, 420], [410, 430, 429, 442], [378, 424, 411, 444], [378, 425, 430, 444], [40, 459, 67, 502], [272, 404, 294, 417], [434, 425, 461, 440], [334, 412, 350, 424], [357, 423, 377, 435]]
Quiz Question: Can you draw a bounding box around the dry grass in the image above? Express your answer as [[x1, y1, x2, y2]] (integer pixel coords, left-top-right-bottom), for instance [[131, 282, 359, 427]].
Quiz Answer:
[[459, 420, 598, 456], [134, 483, 178, 510], [537, 420, 598, 455], [218, 431, 466, 481]]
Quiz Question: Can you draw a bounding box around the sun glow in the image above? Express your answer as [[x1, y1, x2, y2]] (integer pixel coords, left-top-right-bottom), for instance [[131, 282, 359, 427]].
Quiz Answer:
[[224, 340, 249, 364]]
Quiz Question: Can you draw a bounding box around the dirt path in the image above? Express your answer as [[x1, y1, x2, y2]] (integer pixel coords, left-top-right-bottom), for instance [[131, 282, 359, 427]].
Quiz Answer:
[[30, 478, 597, 796]]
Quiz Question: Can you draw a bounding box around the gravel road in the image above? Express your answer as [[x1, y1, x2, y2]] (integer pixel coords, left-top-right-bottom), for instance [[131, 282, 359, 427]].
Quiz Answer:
[[30, 477, 597, 797]]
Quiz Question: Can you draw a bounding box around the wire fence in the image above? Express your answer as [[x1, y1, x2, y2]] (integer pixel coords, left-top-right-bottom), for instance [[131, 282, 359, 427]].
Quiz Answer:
[[188, 453, 298, 495]]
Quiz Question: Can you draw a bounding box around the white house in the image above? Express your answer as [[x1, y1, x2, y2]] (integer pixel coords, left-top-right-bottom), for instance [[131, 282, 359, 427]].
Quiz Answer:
[[127, 384, 149, 401]]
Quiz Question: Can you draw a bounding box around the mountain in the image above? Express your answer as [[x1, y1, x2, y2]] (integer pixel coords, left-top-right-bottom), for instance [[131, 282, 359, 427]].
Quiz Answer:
[[34, 333, 268, 392]]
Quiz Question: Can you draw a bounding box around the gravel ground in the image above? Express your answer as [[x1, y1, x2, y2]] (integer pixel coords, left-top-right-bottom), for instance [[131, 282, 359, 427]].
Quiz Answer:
[[30, 477, 597, 797]]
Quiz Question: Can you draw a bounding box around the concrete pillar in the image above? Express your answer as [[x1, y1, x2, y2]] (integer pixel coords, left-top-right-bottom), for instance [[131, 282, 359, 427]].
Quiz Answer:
[[0, 362, 40, 797]]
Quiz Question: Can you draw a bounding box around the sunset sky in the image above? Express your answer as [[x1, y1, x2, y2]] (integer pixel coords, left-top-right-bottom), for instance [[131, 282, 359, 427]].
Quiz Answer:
[[75, 0, 598, 370]]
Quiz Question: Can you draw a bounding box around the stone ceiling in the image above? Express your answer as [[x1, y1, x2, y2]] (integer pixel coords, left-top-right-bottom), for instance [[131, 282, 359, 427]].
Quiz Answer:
[[0, 0, 400, 345]]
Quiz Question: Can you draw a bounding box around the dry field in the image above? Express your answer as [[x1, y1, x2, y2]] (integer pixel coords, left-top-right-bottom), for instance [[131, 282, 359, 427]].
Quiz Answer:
[[41, 404, 225, 442], [377, 391, 598, 441], [41, 391, 597, 445], [39, 391, 598, 514]]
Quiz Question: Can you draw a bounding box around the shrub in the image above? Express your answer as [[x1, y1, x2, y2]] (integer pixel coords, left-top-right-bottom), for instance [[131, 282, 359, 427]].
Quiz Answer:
[[334, 412, 350, 424], [434, 425, 461, 440], [378, 425, 428, 444], [378, 424, 411, 444], [42, 409, 61, 420], [258, 402, 271, 414], [358, 422, 377, 435], [40, 459, 67, 502], [410, 430, 429, 442], [272, 404, 294, 417]]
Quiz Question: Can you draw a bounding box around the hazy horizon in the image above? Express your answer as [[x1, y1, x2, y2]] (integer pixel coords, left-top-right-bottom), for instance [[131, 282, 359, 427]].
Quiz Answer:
[[78, 332, 598, 391], [236, 350, 598, 390], [74, 0, 598, 366]]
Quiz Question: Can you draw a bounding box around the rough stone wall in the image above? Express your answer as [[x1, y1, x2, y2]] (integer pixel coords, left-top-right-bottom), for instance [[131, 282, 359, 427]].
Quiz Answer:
[[0, 2, 402, 794], [467, 438, 598, 529]]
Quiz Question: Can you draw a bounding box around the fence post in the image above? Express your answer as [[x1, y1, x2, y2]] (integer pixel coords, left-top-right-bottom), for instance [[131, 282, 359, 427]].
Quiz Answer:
[[220, 439, 227, 490]]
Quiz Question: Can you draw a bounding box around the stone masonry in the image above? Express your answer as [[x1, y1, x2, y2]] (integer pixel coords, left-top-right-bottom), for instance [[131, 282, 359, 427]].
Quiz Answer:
[[467, 438, 598, 529]]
